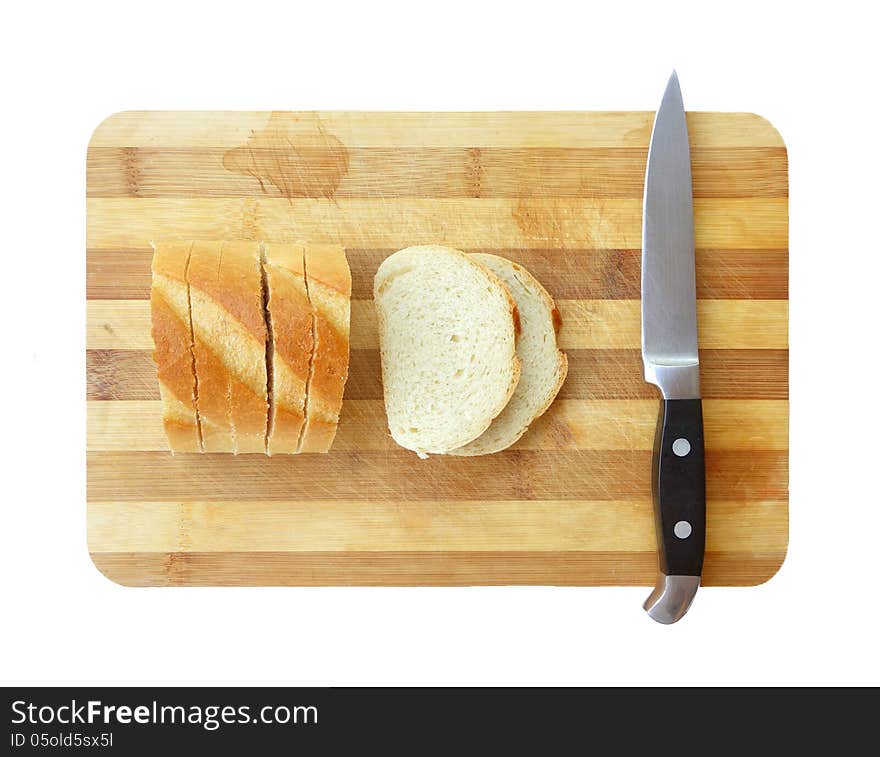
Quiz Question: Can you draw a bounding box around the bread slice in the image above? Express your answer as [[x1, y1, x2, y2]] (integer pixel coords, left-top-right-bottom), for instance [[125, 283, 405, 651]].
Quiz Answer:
[[263, 242, 313, 454], [187, 240, 235, 452], [218, 240, 268, 453], [450, 254, 567, 456], [150, 240, 202, 453], [374, 245, 521, 457], [299, 243, 351, 453]]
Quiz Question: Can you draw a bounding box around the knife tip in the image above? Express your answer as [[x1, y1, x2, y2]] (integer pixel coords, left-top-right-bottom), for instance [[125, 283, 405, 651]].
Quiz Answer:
[[660, 70, 684, 112]]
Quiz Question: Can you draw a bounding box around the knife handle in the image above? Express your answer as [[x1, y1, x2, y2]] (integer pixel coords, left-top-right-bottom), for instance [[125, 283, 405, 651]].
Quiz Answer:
[[652, 398, 706, 577]]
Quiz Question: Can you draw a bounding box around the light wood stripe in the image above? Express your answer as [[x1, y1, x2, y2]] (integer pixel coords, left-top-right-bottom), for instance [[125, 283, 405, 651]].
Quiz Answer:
[[88, 551, 787, 587], [86, 146, 787, 199], [87, 348, 789, 401], [87, 499, 786, 553], [86, 197, 788, 250], [88, 247, 789, 301], [87, 399, 789, 452], [87, 299, 788, 351], [88, 301, 154, 350], [89, 111, 786, 149], [556, 300, 787, 350], [86, 450, 788, 502]]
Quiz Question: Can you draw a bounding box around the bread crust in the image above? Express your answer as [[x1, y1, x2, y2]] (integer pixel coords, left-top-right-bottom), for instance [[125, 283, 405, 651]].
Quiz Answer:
[[300, 243, 351, 453], [185, 241, 269, 454], [150, 240, 201, 453], [187, 241, 234, 452], [219, 241, 267, 454], [264, 242, 313, 455]]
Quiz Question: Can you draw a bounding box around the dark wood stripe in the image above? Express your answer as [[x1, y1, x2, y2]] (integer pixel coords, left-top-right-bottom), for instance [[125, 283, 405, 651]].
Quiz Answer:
[[87, 248, 153, 300], [561, 349, 789, 401], [338, 248, 789, 301], [349, 349, 790, 401], [87, 349, 157, 401], [87, 146, 788, 199], [88, 247, 788, 301], [87, 348, 789, 401], [87, 450, 788, 502], [89, 550, 785, 587], [696, 349, 789, 401]]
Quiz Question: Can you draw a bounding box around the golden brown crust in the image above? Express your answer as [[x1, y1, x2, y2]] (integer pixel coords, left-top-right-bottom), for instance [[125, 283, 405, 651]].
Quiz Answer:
[[298, 418, 339, 453], [185, 241, 268, 454], [191, 337, 234, 451], [269, 405, 307, 452], [228, 371, 266, 453], [161, 416, 202, 451], [150, 241, 200, 453], [299, 313, 348, 452], [151, 240, 189, 282], [220, 241, 267, 453], [551, 306, 563, 335], [300, 244, 351, 453], [151, 291, 196, 421], [187, 241, 234, 452], [511, 305, 522, 338], [264, 242, 313, 455], [304, 243, 353, 297], [217, 241, 268, 339]]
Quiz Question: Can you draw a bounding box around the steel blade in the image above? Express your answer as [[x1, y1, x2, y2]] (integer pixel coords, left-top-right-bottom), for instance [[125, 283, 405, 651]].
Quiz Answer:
[[641, 71, 700, 400]]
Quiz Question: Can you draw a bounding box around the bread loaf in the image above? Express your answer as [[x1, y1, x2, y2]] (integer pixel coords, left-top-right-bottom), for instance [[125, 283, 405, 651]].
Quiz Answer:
[[450, 254, 567, 456], [299, 243, 352, 453], [150, 240, 202, 453], [151, 239, 350, 455], [373, 245, 521, 457]]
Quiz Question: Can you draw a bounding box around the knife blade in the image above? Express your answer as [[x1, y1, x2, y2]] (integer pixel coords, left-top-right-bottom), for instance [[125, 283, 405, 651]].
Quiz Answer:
[[640, 71, 706, 624]]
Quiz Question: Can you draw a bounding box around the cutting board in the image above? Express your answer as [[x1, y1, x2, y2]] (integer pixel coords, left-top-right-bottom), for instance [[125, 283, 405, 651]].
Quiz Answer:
[[86, 111, 788, 586]]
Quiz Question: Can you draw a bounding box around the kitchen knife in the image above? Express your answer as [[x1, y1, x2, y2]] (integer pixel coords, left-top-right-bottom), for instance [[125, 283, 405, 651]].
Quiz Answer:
[[641, 71, 706, 624]]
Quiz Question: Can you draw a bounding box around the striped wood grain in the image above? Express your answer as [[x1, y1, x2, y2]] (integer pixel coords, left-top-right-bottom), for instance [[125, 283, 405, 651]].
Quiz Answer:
[[86, 111, 788, 587]]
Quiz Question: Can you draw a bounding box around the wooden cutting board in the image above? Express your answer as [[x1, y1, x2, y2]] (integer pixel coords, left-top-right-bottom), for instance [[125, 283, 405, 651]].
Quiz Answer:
[[86, 111, 788, 586]]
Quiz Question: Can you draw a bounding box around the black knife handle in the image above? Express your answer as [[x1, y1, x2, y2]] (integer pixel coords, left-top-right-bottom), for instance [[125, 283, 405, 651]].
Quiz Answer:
[[652, 398, 706, 576]]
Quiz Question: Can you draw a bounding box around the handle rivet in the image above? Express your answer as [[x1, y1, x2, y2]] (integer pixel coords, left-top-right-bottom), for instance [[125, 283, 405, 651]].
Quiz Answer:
[[674, 520, 692, 539], [672, 438, 691, 457]]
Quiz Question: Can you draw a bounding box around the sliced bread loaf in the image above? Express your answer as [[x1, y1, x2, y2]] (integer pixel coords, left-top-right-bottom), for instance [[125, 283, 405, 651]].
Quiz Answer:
[[450, 254, 567, 456], [374, 245, 521, 457]]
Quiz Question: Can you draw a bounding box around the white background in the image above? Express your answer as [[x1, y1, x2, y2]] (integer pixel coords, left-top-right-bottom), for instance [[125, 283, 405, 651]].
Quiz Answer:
[[2, 0, 878, 686]]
